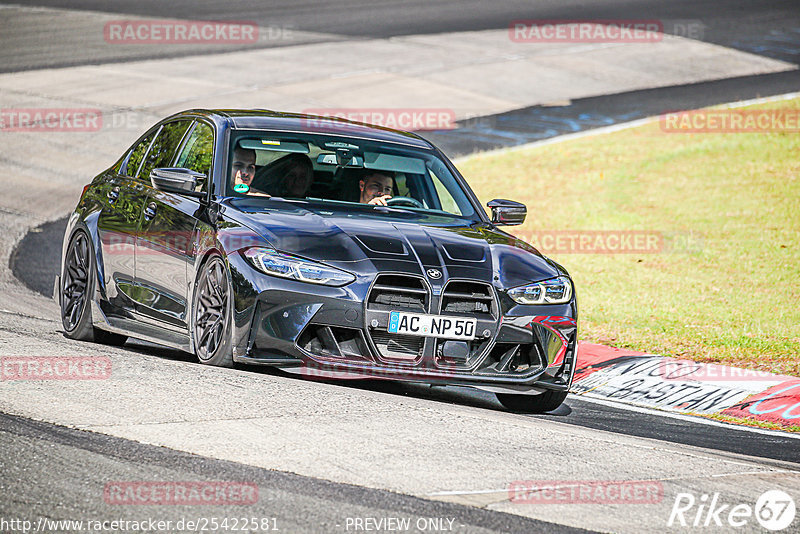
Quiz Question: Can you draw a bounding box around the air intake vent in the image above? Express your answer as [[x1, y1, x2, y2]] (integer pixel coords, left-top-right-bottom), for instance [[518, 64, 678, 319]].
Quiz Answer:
[[371, 331, 424, 361], [441, 281, 495, 318], [356, 235, 407, 255], [368, 275, 428, 312], [299, 325, 370, 361], [475, 343, 545, 376]]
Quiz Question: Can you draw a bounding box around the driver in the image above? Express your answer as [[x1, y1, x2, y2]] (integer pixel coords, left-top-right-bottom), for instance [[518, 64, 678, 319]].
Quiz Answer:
[[359, 171, 394, 205]]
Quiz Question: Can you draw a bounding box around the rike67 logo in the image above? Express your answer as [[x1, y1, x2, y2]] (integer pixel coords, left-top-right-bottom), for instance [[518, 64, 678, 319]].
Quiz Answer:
[[668, 490, 796, 531]]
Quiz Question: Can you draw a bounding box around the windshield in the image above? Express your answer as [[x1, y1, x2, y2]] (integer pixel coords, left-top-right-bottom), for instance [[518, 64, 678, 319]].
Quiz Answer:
[[226, 131, 479, 220]]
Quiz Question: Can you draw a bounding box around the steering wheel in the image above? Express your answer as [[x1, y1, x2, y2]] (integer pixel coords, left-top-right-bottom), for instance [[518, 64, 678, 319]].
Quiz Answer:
[[386, 196, 423, 208]]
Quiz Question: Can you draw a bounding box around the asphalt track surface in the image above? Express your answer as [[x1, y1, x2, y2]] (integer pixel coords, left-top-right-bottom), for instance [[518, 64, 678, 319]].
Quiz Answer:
[[426, 70, 800, 155], [0, 412, 585, 534], [4, 1, 800, 531], [5, 0, 800, 70]]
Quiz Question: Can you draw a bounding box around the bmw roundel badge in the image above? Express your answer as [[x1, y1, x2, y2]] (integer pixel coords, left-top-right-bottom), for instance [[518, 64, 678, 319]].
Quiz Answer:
[[427, 269, 442, 279]]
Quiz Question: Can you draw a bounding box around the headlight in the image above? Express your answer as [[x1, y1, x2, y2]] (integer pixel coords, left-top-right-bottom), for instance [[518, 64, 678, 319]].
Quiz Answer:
[[507, 276, 573, 305], [242, 248, 355, 286]]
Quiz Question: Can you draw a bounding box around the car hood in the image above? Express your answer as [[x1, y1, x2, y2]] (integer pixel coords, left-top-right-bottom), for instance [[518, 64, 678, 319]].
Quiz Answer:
[[223, 199, 562, 288]]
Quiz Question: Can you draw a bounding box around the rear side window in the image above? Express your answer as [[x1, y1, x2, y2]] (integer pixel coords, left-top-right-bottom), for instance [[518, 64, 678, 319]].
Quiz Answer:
[[137, 120, 192, 181], [176, 122, 214, 192], [123, 130, 157, 177]]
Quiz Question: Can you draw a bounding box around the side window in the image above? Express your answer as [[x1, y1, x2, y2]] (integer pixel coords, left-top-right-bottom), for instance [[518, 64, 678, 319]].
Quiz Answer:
[[430, 168, 463, 216], [176, 122, 214, 192], [137, 120, 192, 181], [123, 130, 157, 177]]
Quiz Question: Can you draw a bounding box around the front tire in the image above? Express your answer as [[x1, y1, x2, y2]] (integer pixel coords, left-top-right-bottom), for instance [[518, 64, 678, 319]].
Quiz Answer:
[[192, 255, 233, 367], [496, 390, 568, 414], [60, 230, 127, 346]]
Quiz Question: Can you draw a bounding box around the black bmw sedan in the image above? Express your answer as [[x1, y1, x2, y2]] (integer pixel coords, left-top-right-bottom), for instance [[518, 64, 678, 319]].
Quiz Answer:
[[57, 109, 577, 412]]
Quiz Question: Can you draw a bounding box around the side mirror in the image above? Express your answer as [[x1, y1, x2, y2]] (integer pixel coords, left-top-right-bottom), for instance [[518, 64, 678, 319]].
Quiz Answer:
[[487, 199, 526, 226], [150, 168, 206, 199]]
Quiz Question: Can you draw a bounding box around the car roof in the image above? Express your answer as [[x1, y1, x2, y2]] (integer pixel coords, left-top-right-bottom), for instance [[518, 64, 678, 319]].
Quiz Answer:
[[176, 109, 435, 149]]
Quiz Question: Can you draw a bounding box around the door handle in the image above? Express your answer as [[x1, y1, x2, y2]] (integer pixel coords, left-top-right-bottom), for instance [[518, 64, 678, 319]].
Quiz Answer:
[[144, 202, 157, 220], [107, 187, 120, 202]]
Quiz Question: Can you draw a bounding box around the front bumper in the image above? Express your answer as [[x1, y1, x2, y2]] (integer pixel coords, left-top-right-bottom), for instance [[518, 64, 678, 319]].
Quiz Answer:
[[228, 257, 577, 393]]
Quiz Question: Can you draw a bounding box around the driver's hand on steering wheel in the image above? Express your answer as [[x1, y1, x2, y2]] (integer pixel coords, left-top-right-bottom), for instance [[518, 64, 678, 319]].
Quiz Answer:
[[367, 194, 392, 206]]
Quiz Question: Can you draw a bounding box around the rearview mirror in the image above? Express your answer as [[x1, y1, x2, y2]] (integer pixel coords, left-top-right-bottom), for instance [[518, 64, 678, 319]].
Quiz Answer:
[[150, 168, 206, 199], [487, 199, 526, 226]]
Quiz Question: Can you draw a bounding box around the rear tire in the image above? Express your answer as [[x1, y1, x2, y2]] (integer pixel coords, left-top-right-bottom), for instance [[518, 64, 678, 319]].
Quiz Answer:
[[60, 230, 128, 346], [192, 255, 233, 367], [496, 390, 568, 414]]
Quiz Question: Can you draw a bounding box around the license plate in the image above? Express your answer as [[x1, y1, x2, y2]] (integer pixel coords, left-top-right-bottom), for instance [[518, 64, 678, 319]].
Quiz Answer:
[[387, 311, 476, 340]]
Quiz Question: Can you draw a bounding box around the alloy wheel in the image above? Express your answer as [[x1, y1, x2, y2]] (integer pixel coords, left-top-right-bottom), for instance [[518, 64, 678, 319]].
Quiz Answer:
[[195, 258, 230, 361], [62, 232, 90, 331]]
